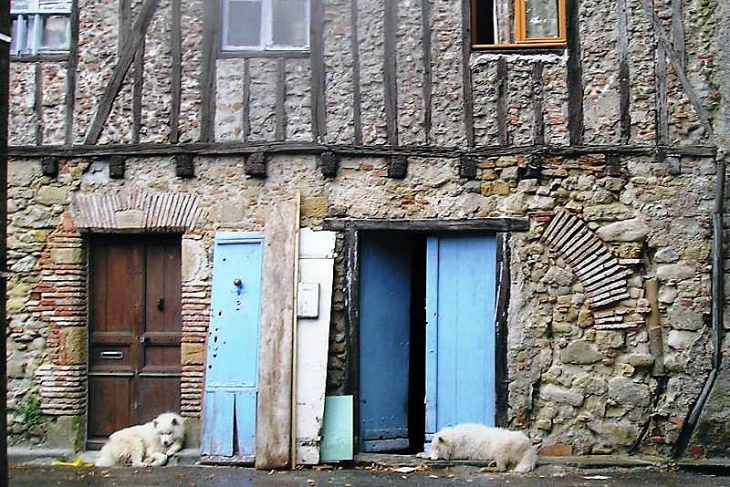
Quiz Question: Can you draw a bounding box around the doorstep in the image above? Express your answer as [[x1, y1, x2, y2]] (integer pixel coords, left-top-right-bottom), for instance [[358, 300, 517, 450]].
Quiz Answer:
[[353, 453, 667, 469], [9, 447, 201, 466]]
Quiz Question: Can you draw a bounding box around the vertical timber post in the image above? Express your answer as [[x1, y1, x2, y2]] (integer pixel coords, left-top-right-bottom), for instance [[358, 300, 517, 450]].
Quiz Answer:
[[0, 0, 9, 483]]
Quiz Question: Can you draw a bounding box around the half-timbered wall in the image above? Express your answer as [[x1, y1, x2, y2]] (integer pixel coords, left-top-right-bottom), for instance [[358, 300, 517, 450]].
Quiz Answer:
[[5, 0, 730, 462]]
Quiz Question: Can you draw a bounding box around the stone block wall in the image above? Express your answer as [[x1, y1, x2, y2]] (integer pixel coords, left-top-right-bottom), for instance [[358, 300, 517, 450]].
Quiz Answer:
[[5, 153, 718, 457]]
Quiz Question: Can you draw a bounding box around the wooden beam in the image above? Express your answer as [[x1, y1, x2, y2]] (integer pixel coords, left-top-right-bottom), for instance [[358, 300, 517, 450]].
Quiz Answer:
[[0, 0, 10, 479], [170, 0, 182, 144], [64, 0, 80, 145], [421, 0, 432, 145], [132, 37, 145, 144], [34, 64, 43, 145], [656, 46, 669, 145], [496, 57, 509, 146], [310, 0, 326, 142], [243, 59, 251, 141], [566, 0, 584, 145], [322, 217, 531, 232], [276, 58, 287, 141], [384, 0, 398, 145], [461, 0, 474, 146], [617, 0, 631, 144], [350, 0, 363, 144], [7, 142, 718, 159], [84, 0, 159, 145], [256, 199, 299, 469], [495, 233, 511, 427], [200, 0, 220, 143], [532, 61, 544, 145], [637, 0, 714, 139]]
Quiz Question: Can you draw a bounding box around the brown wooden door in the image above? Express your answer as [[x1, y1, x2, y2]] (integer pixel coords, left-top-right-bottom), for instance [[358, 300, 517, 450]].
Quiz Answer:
[[88, 235, 182, 445]]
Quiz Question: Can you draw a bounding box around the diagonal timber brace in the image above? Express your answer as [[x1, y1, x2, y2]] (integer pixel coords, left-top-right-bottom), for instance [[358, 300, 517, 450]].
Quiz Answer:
[[84, 0, 159, 145]]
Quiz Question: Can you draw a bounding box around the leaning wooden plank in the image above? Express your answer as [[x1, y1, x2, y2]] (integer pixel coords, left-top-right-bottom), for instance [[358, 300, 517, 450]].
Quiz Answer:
[[255, 199, 298, 470], [295, 229, 337, 465], [84, 0, 159, 145]]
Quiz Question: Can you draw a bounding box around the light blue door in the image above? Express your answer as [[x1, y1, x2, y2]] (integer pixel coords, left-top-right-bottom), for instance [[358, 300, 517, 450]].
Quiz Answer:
[[202, 233, 263, 459], [359, 232, 412, 452], [425, 234, 497, 443]]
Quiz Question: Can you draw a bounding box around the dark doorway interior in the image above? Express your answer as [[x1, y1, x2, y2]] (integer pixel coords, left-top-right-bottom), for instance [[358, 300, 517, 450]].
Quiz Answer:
[[358, 231, 427, 454]]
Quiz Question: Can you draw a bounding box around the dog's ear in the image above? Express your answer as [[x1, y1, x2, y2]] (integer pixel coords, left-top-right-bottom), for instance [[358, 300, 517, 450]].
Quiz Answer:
[[153, 419, 158, 429], [172, 417, 178, 426]]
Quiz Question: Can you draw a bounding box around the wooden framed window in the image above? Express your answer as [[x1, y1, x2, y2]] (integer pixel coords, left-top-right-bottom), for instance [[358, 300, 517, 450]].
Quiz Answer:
[[471, 0, 566, 49], [10, 0, 72, 57], [220, 0, 310, 52]]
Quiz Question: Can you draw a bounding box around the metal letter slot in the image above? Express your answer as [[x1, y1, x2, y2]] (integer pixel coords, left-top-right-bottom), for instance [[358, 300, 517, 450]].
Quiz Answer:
[[100, 350, 124, 360]]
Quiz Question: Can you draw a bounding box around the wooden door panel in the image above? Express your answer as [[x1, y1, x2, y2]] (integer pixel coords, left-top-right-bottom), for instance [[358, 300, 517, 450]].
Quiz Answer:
[[425, 234, 497, 444], [89, 235, 182, 441], [145, 240, 182, 333], [358, 232, 412, 453], [202, 233, 263, 459], [88, 376, 132, 437], [138, 377, 181, 424]]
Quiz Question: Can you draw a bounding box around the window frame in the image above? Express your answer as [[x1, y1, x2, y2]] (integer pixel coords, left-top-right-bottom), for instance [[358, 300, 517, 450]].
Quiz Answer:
[[471, 0, 567, 50], [10, 0, 72, 58], [219, 0, 311, 53]]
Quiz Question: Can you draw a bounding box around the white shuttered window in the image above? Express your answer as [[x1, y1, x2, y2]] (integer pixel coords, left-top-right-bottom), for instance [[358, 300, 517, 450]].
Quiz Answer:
[[10, 0, 72, 56], [221, 0, 310, 51]]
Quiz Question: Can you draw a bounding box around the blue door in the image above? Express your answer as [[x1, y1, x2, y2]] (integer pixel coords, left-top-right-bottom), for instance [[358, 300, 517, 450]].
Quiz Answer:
[[202, 233, 263, 460], [425, 234, 497, 442], [358, 232, 412, 452]]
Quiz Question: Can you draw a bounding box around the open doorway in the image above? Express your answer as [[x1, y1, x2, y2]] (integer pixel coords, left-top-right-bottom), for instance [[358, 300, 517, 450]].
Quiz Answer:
[[358, 231, 425, 454], [358, 230, 499, 455]]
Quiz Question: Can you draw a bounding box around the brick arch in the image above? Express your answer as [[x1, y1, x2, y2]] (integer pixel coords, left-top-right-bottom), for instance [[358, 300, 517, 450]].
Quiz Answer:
[[69, 189, 204, 233], [541, 210, 630, 310]]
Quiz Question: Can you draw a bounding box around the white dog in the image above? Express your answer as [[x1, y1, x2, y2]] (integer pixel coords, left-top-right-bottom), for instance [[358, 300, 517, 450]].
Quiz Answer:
[[424, 424, 537, 473], [96, 412, 186, 467]]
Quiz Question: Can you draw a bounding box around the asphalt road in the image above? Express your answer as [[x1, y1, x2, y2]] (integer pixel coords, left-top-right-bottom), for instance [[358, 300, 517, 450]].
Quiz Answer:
[[8, 465, 730, 487]]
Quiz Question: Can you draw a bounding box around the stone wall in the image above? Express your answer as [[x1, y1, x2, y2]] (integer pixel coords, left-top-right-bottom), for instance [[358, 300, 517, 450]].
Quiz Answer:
[[5, 153, 718, 457]]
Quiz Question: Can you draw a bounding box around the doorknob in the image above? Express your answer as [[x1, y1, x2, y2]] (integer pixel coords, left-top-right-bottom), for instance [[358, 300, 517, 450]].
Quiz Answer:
[[233, 278, 242, 287]]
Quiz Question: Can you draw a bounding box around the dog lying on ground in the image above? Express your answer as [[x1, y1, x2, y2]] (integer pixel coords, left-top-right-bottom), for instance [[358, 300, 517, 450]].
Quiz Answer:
[[96, 412, 186, 467], [420, 423, 537, 473]]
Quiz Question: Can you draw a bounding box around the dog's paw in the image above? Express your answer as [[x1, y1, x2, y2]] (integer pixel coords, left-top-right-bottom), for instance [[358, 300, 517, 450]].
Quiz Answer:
[[416, 452, 428, 459]]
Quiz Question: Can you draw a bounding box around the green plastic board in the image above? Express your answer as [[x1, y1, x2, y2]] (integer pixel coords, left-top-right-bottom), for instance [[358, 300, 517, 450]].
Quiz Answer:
[[320, 395, 354, 462]]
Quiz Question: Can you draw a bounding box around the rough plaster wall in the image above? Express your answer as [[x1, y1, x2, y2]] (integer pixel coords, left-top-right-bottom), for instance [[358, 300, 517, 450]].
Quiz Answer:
[[323, 0, 355, 144], [580, 0, 620, 145], [140, 0, 173, 144], [74, 0, 119, 143], [429, 0, 465, 147], [471, 58, 499, 146], [286, 59, 314, 142], [395, 0, 426, 145], [542, 56, 570, 146], [215, 59, 245, 142], [41, 63, 68, 145], [358, 0, 388, 145], [9, 64, 36, 146], [178, 0, 204, 142], [248, 59, 278, 141], [626, 0, 656, 145], [507, 59, 535, 146]]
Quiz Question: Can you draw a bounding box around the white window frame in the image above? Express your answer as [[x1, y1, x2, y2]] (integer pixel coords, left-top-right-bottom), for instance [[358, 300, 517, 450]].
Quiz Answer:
[[220, 0, 311, 52], [11, 0, 72, 56]]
